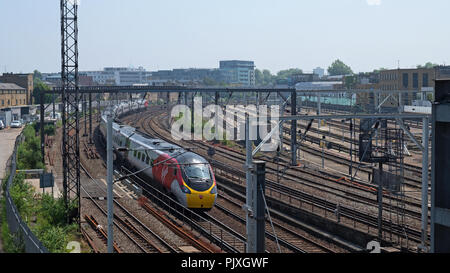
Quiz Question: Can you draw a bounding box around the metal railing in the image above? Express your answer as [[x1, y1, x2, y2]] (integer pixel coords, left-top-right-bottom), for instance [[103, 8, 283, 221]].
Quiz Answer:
[[3, 132, 48, 253]]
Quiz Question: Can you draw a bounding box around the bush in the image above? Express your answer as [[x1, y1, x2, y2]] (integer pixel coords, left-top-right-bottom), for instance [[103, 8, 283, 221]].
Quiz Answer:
[[39, 194, 67, 227], [17, 124, 45, 170], [9, 173, 35, 220], [1, 204, 25, 253], [44, 125, 55, 136]]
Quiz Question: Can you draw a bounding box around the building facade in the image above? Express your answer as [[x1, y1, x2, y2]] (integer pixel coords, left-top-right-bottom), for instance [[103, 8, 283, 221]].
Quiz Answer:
[[150, 68, 222, 84], [290, 73, 320, 85], [0, 73, 33, 105], [355, 67, 450, 110], [0, 83, 27, 109], [379, 68, 435, 91], [219, 60, 255, 86], [313, 67, 325, 78]]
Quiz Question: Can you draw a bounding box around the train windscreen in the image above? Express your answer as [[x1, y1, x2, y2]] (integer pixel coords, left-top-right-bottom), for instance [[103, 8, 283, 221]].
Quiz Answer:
[[182, 164, 213, 191]]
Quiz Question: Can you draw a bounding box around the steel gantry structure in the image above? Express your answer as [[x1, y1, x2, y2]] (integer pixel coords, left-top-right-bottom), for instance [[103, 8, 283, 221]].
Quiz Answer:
[[60, 0, 81, 224]]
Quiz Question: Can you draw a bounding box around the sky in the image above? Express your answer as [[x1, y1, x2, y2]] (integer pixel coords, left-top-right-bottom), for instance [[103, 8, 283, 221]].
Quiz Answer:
[[0, 0, 449, 74]]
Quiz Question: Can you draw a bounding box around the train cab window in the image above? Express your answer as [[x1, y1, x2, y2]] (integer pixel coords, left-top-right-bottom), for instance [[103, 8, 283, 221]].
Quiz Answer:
[[142, 154, 146, 162], [183, 164, 211, 180], [181, 164, 213, 192], [146, 157, 150, 165]]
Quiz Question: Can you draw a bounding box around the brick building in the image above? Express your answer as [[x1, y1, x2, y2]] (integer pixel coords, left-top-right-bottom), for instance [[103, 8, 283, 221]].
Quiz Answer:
[[0, 73, 33, 105], [356, 67, 447, 109], [0, 83, 27, 109]]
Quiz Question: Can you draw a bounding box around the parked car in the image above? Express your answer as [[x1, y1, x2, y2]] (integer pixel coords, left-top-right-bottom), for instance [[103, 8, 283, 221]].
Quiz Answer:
[[0, 120, 4, 130], [10, 120, 22, 128]]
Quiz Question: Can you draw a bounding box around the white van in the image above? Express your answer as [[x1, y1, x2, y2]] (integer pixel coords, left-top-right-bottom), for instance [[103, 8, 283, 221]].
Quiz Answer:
[[0, 120, 4, 130]]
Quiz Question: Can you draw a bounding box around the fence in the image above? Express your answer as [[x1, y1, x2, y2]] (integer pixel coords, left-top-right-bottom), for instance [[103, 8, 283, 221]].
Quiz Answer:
[[3, 132, 48, 253]]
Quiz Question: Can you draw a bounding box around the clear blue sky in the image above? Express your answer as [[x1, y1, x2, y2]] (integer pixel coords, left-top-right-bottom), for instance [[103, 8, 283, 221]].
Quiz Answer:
[[0, 0, 449, 74]]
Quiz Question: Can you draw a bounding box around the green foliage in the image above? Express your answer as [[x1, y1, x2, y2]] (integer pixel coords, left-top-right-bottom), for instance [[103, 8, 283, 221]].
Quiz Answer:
[[328, 59, 353, 76], [344, 75, 357, 89], [34, 226, 67, 253], [417, 62, 439, 69], [1, 203, 25, 253], [276, 68, 303, 81], [8, 174, 79, 252], [33, 70, 42, 81], [17, 125, 44, 171], [32, 195, 79, 253], [1, 129, 80, 252], [44, 125, 56, 136], [255, 68, 303, 86], [1, 174, 8, 192], [202, 77, 227, 87], [9, 173, 35, 219], [33, 80, 53, 104], [255, 69, 276, 86], [39, 194, 67, 226]]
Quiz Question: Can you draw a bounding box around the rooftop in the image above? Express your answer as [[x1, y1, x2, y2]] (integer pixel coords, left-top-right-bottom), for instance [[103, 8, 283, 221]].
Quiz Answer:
[[0, 83, 26, 90]]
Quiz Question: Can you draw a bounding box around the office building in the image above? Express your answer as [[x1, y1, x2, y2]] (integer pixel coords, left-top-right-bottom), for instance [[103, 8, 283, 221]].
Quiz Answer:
[[219, 60, 255, 86]]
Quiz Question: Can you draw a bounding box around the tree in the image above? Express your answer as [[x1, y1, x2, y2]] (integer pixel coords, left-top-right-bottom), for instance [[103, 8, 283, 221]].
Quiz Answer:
[[262, 70, 273, 86], [344, 75, 357, 89], [202, 77, 226, 87], [33, 80, 52, 104], [417, 62, 438, 69], [373, 68, 387, 73], [255, 69, 275, 86], [33, 70, 42, 81], [255, 69, 263, 86], [275, 68, 303, 82], [327, 59, 353, 76]]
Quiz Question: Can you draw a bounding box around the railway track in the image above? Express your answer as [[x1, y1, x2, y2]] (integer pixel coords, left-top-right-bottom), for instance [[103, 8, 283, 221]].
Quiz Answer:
[[78, 112, 219, 253], [213, 194, 340, 253], [282, 123, 429, 183], [119, 166, 246, 253], [121, 109, 349, 253], [80, 163, 178, 253], [128, 108, 425, 250], [145, 111, 424, 222], [126, 111, 364, 251]]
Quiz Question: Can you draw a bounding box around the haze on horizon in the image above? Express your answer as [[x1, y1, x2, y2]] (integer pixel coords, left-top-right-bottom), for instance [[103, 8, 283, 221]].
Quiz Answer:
[[0, 0, 449, 74]]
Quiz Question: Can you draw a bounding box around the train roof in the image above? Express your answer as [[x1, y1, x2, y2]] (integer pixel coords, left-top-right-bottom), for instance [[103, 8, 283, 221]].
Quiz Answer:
[[121, 126, 208, 164]]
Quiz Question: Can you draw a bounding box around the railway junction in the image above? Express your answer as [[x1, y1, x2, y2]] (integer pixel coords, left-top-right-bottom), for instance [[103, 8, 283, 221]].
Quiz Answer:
[[35, 82, 447, 254], [2, 0, 449, 255]]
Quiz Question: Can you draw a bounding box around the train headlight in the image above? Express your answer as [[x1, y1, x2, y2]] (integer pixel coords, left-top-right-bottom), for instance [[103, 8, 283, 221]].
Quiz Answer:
[[181, 185, 191, 194], [210, 186, 217, 194]]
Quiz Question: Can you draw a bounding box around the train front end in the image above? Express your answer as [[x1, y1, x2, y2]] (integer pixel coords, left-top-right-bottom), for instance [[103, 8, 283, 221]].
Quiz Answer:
[[177, 153, 217, 209]]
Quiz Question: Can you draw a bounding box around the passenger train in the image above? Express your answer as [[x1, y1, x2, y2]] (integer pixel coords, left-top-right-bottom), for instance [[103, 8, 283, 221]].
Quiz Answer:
[[100, 100, 217, 209]]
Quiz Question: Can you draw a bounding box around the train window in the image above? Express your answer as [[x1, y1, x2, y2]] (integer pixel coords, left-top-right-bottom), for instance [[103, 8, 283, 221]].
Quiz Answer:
[[173, 169, 177, 176], [134, 150, 137, 158], [146, 157, 150, 165], [183, 164, 211, 180], [142, 154, 146, 162]]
